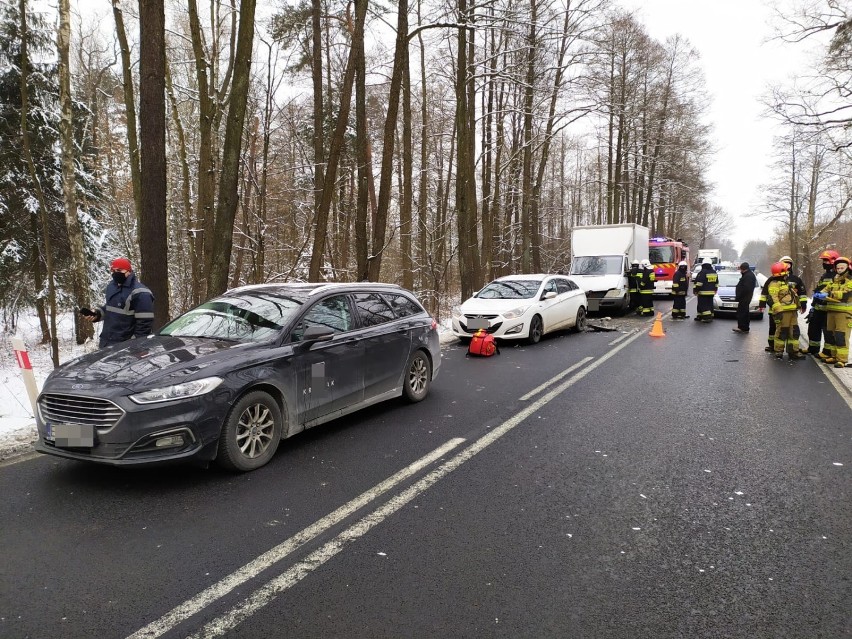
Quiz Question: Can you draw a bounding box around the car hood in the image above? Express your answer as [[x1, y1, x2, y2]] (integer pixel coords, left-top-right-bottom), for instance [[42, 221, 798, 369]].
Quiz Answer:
[[459, 297, 537, 314], [717, 285, 736, 296], [45, 335, 259, 391], [567, 274, 623, 292]]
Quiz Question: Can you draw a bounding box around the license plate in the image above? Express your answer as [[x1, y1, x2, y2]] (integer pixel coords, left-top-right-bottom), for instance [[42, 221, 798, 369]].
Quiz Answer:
[[721, 303, 737, 309], [466, 317, 490, 330], [47, 423, 95, 448]]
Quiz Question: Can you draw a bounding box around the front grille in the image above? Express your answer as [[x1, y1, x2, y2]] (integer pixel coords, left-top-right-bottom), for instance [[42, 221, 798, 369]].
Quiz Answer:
[[585, 291, 607, 299], [39, 394, 124, 428], [720, 296, 736, 302], [464, 314, 498, 320]]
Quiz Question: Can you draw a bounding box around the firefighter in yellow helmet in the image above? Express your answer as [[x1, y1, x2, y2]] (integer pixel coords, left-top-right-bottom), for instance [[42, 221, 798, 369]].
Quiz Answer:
[[820, 256, 852, 368], [759, 255, 807, 352], [762, 261, 806, 360]]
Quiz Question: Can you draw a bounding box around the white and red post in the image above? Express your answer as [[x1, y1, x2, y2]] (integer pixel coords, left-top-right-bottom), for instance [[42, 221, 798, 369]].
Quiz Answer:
[[11, 336, 38, 415]]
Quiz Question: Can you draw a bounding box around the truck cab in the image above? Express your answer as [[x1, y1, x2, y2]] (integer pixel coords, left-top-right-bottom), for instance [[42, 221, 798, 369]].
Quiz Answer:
[[649, 237, 690, 296]]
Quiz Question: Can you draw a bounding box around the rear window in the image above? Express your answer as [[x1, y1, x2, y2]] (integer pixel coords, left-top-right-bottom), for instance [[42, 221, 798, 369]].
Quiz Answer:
[[384, 294, 424, 318], [353, 293, 396, 326]]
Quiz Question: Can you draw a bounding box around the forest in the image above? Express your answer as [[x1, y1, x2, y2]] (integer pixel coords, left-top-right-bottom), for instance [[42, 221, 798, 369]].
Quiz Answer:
[[1, 0, 851, 366]]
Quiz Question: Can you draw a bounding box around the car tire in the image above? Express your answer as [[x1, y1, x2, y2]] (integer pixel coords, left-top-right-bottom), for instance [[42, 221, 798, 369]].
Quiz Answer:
[[573, 306, 587, 332], [403, 350, 431, 403], [527, 315, 543, 344], [216, 390, 283, 472]]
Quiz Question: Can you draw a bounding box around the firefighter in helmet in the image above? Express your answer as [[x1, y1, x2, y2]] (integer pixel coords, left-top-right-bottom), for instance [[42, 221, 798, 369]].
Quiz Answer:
[[628, 259, 640, 312], [671, 260, 690, 319], [761, 261, 806, 360], [692, 261, 718, 322], [810, 249, 840, 358], [759, 255, 807, 352], [819, 255, 852, 368], [636, 259, 655, 317]]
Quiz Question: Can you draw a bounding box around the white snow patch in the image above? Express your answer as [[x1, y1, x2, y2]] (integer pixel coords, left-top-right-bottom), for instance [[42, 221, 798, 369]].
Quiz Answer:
[[833, 462, 843, 466]]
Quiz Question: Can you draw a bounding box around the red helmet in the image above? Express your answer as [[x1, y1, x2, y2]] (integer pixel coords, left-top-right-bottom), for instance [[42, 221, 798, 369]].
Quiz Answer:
[[770, 261, 789, 276], [819, 249, 840, 264], [835, 256, 850, 266]]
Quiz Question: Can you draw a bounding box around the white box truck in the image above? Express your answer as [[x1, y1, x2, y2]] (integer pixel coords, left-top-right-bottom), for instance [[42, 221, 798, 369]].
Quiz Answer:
[[568, 223, 650, 313]]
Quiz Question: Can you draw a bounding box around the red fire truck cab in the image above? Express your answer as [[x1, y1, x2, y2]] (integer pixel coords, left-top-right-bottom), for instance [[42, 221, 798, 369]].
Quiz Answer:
[[648, 237, 690, 295]]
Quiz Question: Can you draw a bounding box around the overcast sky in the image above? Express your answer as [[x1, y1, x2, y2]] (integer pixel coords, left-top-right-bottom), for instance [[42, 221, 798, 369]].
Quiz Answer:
[[615, 0, 823, 253]]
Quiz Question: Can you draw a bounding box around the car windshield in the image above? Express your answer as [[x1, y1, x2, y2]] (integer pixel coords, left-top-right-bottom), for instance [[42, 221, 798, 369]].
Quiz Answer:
[[570, 256, 623, 276], [649, 246, 675, 263], [717, 272, 758, 287], [477, 280, 542, 299], [160, 292, 304, 343]]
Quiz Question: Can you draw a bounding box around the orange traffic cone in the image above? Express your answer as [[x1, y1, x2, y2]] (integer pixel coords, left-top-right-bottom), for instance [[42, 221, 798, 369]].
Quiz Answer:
[[649, 312, 665, 337]]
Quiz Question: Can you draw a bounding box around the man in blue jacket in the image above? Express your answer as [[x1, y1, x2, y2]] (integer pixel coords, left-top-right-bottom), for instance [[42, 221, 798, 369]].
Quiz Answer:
[[82, 257, 155, 347]]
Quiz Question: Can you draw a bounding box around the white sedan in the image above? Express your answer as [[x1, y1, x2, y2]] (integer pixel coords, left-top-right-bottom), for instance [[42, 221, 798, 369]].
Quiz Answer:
[[451, 274, 588, 344], [712, 271, 767, 319]]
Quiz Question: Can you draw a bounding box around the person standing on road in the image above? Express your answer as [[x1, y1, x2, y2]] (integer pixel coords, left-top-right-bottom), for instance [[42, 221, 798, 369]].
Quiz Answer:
[[692, 261, 718, 323], [671, 261, 690, 319], [821, 255, 852, 368], [628, 260, 641, 313], [637, 259, 656, 317], [759, 255, 807, 352], [80, 257, 155, 348], [760, 261, 806, 360], [732, 261, 757, 333], [809, 249, 840, 357]]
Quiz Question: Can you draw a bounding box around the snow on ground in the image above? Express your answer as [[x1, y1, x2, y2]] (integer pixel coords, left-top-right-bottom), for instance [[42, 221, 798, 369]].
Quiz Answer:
[[0, 312, 95, 459]]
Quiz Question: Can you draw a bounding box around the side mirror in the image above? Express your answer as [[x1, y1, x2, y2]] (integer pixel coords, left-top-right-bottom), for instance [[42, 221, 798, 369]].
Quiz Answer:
[[302, 325, 335, 343], [542, 291, 557, 300]]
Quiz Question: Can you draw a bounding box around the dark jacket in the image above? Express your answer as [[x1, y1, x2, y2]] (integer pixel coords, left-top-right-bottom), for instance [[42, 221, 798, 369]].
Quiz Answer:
[[812, 265, 836, 311], [97, 273, 155, 347], [671, 266, 689, 296], [735, 269, 757, 303], [693, 264, 718, 295]]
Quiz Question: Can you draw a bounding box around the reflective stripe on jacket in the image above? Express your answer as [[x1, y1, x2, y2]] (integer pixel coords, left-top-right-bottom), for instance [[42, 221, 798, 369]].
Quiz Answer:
[[693, 268, 718, 296], [98, 273, 155, 347], [637, 269, 655, 293], [766, 278, 798, 314], [825, 274, 852, 312], [671, 269, 689, 296]]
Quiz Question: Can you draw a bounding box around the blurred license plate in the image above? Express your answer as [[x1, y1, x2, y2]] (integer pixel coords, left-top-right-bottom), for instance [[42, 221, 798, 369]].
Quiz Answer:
[[722, 303, 737, 308], [466, 317, 490, 330], [48, 423, 95, 448]]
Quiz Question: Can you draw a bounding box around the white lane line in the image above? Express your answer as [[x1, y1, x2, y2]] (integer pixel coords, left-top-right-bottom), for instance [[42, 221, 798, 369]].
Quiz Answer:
[[126, 437, 466, 639], [608, 331, 635, 346], [188, 328, 646, 639], [519, 357, 594, 401]]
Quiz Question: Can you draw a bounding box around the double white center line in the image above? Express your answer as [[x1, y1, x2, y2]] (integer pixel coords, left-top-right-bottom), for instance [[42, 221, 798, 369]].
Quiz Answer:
[[129, 329, 645, 639]]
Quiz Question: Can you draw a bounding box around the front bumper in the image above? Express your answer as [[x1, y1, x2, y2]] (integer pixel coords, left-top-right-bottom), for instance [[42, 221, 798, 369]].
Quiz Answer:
[[35, 391, 226, 466], [584, 293, 626, 313], [654, 280, 673, 295], [713, 297, 762, 316], [451, 316, 528, 340]]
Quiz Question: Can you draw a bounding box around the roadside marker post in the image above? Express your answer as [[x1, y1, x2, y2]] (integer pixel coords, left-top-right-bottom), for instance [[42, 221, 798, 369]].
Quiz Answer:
[[10, 336, 38, 415]]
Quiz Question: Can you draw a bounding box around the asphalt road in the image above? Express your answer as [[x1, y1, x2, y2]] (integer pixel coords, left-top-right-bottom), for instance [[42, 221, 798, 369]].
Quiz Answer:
[[1, 298, 850, 639]]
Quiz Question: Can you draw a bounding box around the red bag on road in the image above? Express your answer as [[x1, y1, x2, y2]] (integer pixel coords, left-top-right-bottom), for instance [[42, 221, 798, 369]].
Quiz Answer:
[[468, 329, 499, 357]]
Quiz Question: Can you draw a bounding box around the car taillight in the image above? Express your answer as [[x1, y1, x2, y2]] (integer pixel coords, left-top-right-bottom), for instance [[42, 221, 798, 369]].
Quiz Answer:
[[430, 318, 437, 330]]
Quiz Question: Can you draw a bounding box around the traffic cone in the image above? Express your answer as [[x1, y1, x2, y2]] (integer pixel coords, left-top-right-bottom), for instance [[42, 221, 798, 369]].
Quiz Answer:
[[649, 312, 665, 337]]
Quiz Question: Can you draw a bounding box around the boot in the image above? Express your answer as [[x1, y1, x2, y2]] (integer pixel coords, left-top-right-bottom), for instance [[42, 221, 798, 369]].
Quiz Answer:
[[825, 357, 837, 364], [764, 346, 773, 352], [790, 352, 806, 360], [834, 362, 847, 368], [774, 352, 784, 359]]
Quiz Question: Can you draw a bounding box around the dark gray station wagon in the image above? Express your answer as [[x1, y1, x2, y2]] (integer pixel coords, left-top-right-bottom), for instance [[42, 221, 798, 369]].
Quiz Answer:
[[35, 283, 440, 472]]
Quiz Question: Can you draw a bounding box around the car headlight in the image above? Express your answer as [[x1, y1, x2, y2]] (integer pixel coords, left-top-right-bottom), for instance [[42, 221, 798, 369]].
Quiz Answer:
[[604, 289, 623, 298], [451, 305, 462, 319], [503, 305, 530, 319], [129, 376, 223, 404]]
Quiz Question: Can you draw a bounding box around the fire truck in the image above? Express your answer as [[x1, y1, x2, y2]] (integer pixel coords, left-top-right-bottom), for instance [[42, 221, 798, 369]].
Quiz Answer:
[[648, 236, 690, 295]]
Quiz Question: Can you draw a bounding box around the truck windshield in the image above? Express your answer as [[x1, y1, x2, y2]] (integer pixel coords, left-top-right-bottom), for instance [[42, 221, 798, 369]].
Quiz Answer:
[[649, 246, 675, 263], [569, 256, 623, 276]]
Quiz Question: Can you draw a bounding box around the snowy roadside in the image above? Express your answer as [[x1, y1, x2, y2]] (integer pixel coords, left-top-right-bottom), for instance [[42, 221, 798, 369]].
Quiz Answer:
[[1, 312, 94, 460]]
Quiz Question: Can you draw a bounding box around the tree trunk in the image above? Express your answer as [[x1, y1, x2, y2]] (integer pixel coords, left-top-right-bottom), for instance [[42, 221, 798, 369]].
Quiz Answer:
[[400, 14, 414, 291], [368, 0, 409, 281], [20, 0, 59, 366], [111, 0, 143, 229], [58, 0, 93, 344], [138, 0, 169, 327], [208, 0, 258, 296], [354, 0, 370, 281], [311, 0, 325, 271]]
